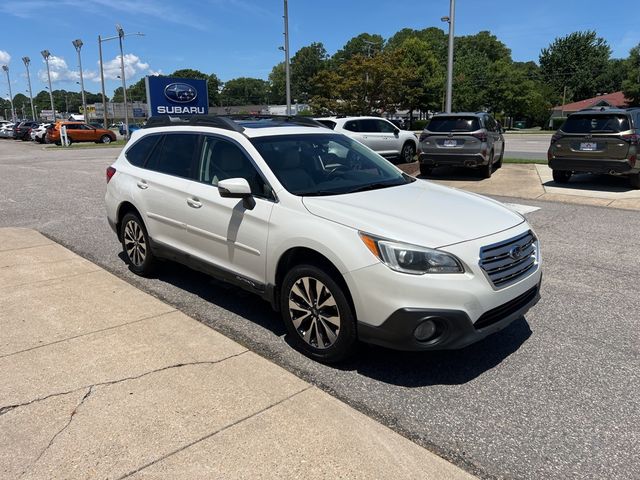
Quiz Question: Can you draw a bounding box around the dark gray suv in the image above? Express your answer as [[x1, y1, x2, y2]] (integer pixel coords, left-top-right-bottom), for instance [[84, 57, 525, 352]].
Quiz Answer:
[[418, 112, 505, 178], [547, 107, 640, 189]]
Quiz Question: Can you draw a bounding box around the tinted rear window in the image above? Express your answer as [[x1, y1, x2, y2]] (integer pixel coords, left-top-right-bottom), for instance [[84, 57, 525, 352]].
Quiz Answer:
[[427, 116, 481, 132], [561, 114, 630, 133], [125, 135, 161, 167], [146, 133, 199, 178]]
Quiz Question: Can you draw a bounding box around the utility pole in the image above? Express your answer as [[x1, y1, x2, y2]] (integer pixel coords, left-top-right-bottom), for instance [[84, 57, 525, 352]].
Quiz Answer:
[[22, 57, 36, 120], [98, 35, 108, 127], [283, 0, 291, 116], [442, 0, 456, 113], [1, 65, 15, 121], [41, 50, 56, 121], [72, 39, 88, 121]]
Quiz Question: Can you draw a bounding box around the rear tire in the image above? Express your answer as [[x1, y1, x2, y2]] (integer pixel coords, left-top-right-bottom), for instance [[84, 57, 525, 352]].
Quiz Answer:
[[419, 164, 433, 177], [120, 212, 157, 276], [629, 173, 640, 189], [280, 264, 357, 363], [552, 170, 572, 184], [495, 148, 504, 169], [401, 142, 416, 163], [480, 151, 494, 178]]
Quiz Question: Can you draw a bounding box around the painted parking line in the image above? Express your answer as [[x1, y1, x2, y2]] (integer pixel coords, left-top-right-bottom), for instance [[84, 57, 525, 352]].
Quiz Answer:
[[504, 203, 541, 215]]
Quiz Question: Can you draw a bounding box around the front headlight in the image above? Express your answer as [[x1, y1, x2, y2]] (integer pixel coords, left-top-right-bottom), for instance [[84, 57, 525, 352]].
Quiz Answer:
[[359, 233, 464, 275]]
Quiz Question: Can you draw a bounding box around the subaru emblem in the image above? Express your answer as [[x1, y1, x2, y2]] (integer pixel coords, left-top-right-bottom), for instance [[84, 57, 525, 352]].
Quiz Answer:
[[164, 83, 198, 103], [508, 246, 523, 260]]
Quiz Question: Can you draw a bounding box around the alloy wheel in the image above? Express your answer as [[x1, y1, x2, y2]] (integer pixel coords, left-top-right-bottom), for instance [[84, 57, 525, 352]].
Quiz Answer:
[[123, 220, 146, 267], [288, 276, 341, 349]]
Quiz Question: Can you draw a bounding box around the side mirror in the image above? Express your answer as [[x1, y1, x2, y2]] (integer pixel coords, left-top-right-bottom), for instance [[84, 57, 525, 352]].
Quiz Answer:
[[218, 178, 255, 209], [393, 128, 400, 136]]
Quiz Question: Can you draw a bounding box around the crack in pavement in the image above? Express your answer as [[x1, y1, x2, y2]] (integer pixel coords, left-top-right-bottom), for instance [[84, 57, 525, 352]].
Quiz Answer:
[[117, 385, 313, 479], [0, 350, 249, 417], [19, 386, 94, 479]]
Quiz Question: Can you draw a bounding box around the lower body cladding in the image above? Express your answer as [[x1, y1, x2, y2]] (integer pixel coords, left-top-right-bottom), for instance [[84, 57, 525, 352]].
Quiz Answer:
[[548, 157, 637, 175], [419, 151, 489, 168], [345, 226, 542, 351]]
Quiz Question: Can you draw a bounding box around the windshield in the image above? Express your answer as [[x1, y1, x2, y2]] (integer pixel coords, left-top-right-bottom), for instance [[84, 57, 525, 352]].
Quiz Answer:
[[427, 116, 481, 132], [561, 114, 630, 133], [251, 133, 413, 196]]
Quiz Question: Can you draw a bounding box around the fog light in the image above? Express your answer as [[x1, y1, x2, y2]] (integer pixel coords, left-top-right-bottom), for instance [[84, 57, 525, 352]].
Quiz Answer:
[[414, 319, 438, 342]]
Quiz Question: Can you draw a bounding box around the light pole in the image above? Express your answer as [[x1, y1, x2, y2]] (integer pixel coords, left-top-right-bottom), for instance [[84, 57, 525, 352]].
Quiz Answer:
[[72, 39, 88, 121], [99, 26, 144, 137], [441, 0, 455, 113], [283, 0, 291, 115], [41, 50, 56, 121], [1, 65, 15, 121], [22, 57, 36, 120]]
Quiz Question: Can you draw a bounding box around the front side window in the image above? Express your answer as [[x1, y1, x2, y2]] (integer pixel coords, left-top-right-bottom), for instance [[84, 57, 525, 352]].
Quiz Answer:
[[146, 133, 199, 178], [125, 134, 162, 167], [197, 136, 270, 198], [377, 120, 397, 133], [251, 133, 414, 196]]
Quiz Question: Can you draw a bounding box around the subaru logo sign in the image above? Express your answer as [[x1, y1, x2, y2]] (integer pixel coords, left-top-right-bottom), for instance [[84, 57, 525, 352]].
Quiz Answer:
[[164, 83, 198, 103]]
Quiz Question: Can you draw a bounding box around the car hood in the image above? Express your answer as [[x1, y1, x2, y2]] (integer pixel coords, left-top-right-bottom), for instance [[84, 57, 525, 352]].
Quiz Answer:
[[302, 180, 524, 248]]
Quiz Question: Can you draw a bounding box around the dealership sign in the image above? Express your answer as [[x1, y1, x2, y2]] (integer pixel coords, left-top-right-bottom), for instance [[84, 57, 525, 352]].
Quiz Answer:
[[145, 76, 209, 116]]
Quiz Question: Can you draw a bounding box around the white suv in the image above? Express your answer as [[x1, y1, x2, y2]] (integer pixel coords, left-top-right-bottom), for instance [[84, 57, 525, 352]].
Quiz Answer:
[[316, 116, 418, 163], [105, 115, 542, 363]]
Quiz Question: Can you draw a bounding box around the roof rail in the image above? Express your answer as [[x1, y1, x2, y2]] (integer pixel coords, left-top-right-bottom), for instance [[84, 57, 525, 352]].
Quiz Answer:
[[144, 115, 245, 133], [225, 114, 325, 128]]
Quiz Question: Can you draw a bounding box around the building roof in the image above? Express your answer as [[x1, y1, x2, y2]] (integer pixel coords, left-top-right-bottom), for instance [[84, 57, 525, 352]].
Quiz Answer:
[[554, 91, 629, 111]]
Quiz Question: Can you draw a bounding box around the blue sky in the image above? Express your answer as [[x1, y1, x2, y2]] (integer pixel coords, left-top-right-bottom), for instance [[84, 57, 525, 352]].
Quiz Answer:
[[1, 0, 638, 99]]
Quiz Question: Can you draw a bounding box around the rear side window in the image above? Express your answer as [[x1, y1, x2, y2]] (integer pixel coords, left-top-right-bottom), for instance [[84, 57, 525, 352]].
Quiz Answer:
[[561, 114, 630, 133], [145, 133, 200, 178], [317, 120, 336, 129], [125, 135, 161, 167], [343, 120, 360, 132], [427, 116, 481, 132]]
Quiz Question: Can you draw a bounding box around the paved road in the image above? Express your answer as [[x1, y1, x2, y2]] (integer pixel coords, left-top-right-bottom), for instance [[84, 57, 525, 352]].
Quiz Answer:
[[503, 133, 551, 160], [1, 140, 638, 479]]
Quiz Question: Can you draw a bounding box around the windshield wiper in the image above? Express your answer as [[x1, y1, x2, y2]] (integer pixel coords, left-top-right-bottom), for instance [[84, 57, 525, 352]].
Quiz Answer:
[[344, 181, 403, 194], [299, 190, 342, 197]]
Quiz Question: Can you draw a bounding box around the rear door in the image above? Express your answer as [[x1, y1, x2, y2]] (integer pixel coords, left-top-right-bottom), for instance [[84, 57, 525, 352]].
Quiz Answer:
[[131, 133, 200, 251], [555, 113, 632, 161]]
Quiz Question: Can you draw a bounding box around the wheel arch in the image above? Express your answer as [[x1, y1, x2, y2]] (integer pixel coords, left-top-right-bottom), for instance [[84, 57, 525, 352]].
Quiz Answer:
[[115, 201, 143, 239]]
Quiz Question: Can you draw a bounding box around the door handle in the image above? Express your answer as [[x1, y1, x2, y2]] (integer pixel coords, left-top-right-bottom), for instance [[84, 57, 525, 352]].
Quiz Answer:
[[187, 197, 202, 209], [136, 180, 148, 190]]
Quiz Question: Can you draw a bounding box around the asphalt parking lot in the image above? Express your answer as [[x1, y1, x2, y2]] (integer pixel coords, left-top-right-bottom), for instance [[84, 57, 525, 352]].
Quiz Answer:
[[1, 140, 638, 479]]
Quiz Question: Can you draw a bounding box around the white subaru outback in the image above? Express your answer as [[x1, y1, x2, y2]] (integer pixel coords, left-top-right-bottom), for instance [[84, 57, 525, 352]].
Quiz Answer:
[[105, 115, 541, 363]]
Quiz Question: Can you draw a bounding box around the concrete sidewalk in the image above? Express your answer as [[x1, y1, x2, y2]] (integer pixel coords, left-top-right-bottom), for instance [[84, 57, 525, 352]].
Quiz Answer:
[[400, 163, 640, 210], [0, 228, 474, 480]]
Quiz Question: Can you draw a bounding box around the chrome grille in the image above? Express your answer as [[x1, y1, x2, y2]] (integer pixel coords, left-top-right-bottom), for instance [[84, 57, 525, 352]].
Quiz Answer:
[[479, 231, 537, 288]]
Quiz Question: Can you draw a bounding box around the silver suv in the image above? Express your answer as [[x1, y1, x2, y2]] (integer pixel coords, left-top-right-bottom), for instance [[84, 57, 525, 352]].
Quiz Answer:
[[316, 116, 418, 163], [418, 113, 505, 178]]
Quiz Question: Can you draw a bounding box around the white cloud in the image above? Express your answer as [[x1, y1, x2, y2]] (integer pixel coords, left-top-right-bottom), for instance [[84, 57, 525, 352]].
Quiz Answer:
[[37, 55, 98, 83], [0, 50, 11, 65], [96, 53, 150, 81]]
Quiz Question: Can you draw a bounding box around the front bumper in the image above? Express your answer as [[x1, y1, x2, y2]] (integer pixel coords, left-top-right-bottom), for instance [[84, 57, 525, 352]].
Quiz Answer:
[[358, 281, 540, 351], [549, 157, 636, 174]]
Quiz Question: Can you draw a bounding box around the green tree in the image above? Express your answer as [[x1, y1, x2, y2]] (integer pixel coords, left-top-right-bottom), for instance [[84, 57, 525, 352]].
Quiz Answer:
[[268, 62, 286, 104], [539, 31, 612, 101], [220, 77, 269, 106], [290, 42, 328, 101], [332, 33, 384, 65], [622, 44, 640, 106]]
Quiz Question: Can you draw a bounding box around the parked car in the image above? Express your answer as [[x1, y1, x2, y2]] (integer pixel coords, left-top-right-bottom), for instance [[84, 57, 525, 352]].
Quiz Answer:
[[13, 121, 39, 141], [547, 107, 640, 189], [105, 115, 542, 363], [46, 121, 116, 145], [30, 123, 53, 143], [0, 122, 15, 138], [119, 123, 142, 136], [417, 112, 505, 178], [315, 116, 418, 163]]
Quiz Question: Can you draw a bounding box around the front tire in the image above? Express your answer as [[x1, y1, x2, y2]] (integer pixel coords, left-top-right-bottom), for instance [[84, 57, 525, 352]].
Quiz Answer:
[[120, 212, 157, 276], [280, 264, 357, 363], [101, 135, 112, 144], [552, 170, 572, 184], [401, 142, 416, 163]]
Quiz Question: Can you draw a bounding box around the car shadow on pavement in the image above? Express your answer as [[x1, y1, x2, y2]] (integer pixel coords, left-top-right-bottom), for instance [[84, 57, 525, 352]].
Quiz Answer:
[[544, 173, 634, 193], [342, 317, 532, 387], [418, 166, 485, 182]]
